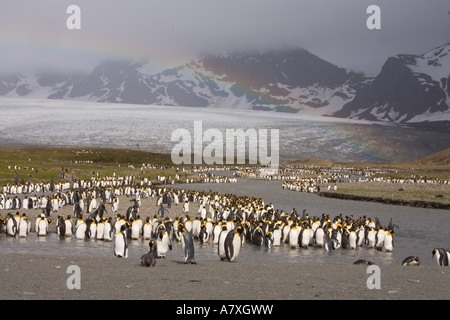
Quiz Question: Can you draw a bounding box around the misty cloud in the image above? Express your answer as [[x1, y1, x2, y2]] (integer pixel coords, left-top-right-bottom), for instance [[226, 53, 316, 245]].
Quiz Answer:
[[0, 0, 449, 75]]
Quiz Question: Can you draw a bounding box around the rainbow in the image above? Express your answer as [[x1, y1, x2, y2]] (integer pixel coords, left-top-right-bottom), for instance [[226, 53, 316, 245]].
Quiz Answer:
[[1, 31, 399, 163]]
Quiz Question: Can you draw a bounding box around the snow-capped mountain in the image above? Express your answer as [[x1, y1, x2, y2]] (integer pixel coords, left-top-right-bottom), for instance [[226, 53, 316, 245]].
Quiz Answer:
[[1, 43, 449, 125], [0, 48, 367, 114], [333, 42, 450, 123]]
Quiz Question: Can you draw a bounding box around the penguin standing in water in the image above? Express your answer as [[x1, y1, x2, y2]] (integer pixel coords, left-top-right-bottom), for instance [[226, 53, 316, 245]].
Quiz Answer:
[[264, 231, 274, 249], [288, 224, 299, 248], [5, 213, 18, 237], [114, 224, 128, 258], [103, 217, 113, 241], [156, 227, 172, 258], [224, 226, 244, 262], [130, 218, 141, 240], [142, 217, 152, 240], [18, 213, 30, 238], [218, 225, 229, 261], [212, 222, 223, 244], [299, 225, 310, 249], [348, 228, 357, 250], [314, 226, 325, 247], [402, 256, 421, 266], [64, 216, 73, 238], [383, 231, 394, 252], [432, 248, 450, 266], [252, 226, 264, 247], [75, 217, 87, 240], [366, 227, 376, 248], [178, 223, 196, 264], [88, 218, 97, 239], [36, 214, 50, 237], [96, 218, 105, 240], [272, 225, 282, 246], [140, 240, 157, 267], [56, 216, 66, 239], [323, 231, 338, 253], [375, 227, 386, 250], [198, 223, 209, 244]]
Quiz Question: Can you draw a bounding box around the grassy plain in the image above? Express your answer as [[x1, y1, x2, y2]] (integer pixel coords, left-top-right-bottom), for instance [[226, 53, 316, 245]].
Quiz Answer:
[[1, 147, 449, 208], [0, 147, 181, 186]]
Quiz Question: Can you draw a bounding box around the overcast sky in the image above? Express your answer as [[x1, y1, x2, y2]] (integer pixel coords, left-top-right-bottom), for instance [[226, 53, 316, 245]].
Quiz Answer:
[[0, 0, 449, 75]]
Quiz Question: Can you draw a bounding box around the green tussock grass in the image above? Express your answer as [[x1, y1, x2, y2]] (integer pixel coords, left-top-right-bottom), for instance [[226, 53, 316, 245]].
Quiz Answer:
[[0, 147, 182, 186]]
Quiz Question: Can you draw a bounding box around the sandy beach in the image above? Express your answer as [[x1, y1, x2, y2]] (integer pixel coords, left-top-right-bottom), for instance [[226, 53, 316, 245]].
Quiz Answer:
[[0, 193, 449, 301]]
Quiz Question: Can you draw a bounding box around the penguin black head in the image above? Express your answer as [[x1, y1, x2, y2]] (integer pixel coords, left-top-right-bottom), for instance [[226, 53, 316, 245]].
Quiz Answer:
[[149, 240, 156, 251], [432, 248, 440, 258]]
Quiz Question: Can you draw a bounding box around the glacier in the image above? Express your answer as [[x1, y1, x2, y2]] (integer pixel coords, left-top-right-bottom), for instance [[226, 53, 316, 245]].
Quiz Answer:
[[1, 98, 449, 163]]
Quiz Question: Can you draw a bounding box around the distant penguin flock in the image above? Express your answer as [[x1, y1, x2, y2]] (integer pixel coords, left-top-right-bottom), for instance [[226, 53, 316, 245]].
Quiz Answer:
[[0, 175, 448, 268]]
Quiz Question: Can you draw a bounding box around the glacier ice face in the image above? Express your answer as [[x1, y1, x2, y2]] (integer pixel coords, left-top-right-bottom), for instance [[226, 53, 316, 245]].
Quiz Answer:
[[1, 99, 449, 163]]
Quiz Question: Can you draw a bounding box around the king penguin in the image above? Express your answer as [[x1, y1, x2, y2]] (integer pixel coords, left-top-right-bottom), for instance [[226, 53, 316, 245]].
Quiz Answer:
[[288, 224, 299, 248], [272, 225, 282, 246], [198, 223, 209, 244], [324, 230, 338, 253], [140, 240, 157, 267], [212, 222, 223, 244], [96, 218, 105, 240], [224, 226, 244, 262], [142, 217, 152, 240], [130, 218, 141, 240], [18, 213, 30, 238], [75, 218, 86, 240], [366, 227, 376, 248], [299, 225, 310, 249], [353, 259, 374, 265], [217, 225, 229, 261], [64, 216, 73, 238], [264, 231, 274, 249], [383, 231, 394, 252], [114, 224, 128, 258], [178, 223, 196, 264], [314, 226, 325, 248], [432, 248, 450, 266], [56, 216, 66, 239], [103, 217, 113, 241], [402, 256, 421, 266], [156, 227, 172, 259], [348, 228, 357, 250], [36, 215, 49, 237]]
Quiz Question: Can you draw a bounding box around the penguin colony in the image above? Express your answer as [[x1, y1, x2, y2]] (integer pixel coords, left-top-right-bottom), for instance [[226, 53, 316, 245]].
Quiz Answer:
[[0, 175, 447, 267]]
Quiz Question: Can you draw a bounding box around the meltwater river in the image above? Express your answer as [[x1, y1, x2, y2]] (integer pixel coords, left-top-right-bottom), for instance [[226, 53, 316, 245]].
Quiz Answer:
[[0, 177, 448, 266]]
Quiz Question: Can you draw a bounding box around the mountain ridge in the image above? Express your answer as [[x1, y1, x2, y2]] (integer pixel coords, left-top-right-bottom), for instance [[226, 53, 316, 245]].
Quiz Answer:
[[1, 43, 449, 125]]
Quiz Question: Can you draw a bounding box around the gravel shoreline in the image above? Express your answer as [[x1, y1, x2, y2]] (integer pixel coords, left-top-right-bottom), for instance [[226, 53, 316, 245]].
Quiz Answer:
[[0, 253, 449, 300]]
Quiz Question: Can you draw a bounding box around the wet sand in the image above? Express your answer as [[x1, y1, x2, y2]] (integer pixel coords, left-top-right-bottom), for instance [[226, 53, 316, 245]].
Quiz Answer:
[[1, 194, 449, 300], [0, 253, 449, 300]]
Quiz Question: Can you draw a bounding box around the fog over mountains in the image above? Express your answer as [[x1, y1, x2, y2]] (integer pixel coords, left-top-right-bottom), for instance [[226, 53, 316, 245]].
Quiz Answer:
[[1, 42, 449, 126]]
